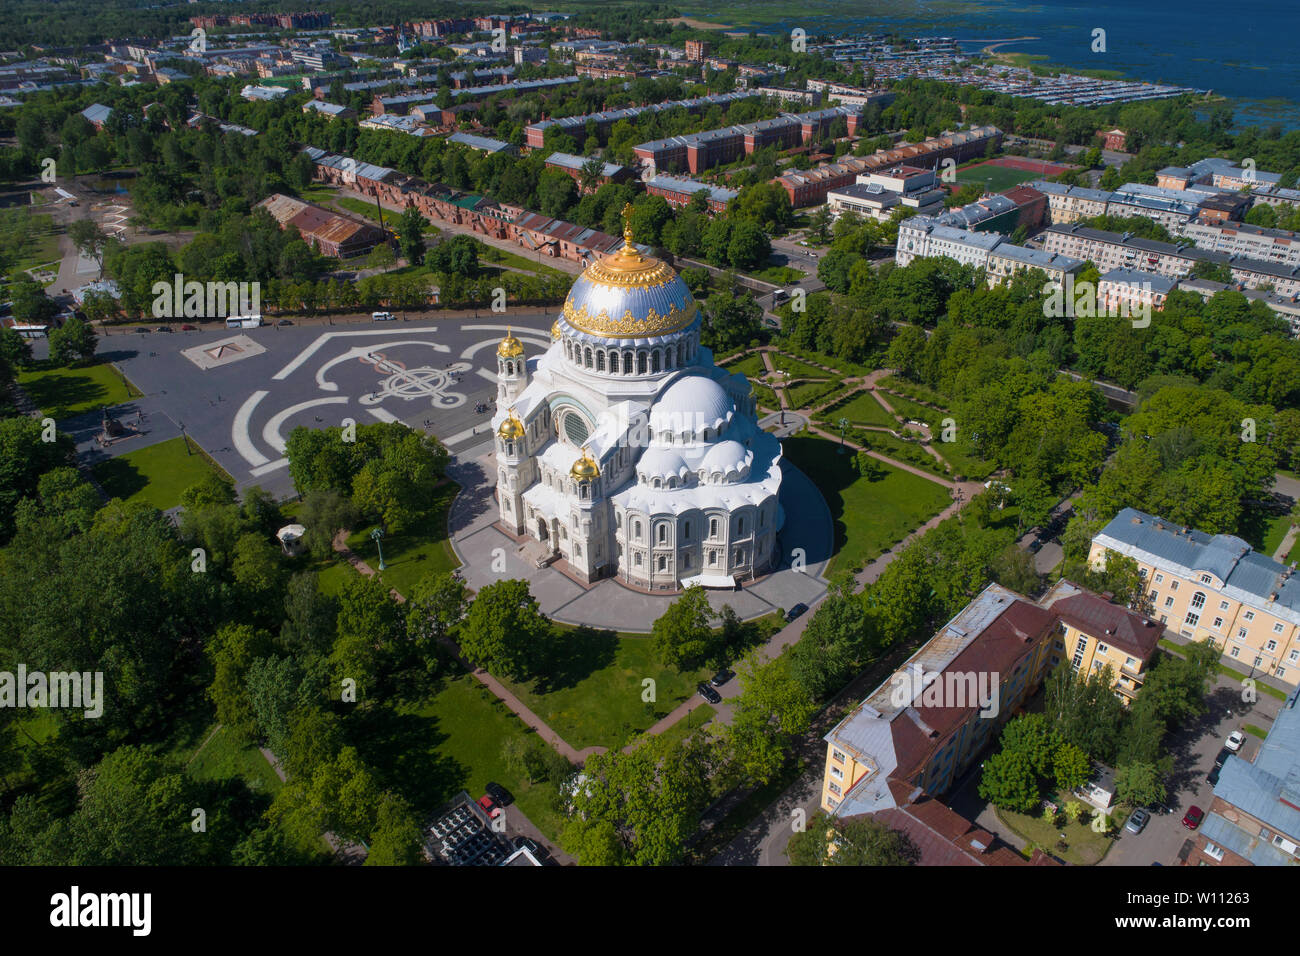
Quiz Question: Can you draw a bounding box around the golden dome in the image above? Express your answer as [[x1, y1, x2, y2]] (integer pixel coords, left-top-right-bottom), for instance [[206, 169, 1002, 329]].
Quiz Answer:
[[560, 202, 697, 339], [550, 318, 561, 339], [497, 408, 524, 440], [497, 327, 524, 358], [570, 446, 600, 480]]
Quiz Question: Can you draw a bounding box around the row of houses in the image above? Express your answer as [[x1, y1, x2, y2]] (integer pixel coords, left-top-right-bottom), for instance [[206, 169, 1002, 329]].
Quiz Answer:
[[896, 215, 1084, 287], [302, 146, 632, 264], [631, 104, 863, 175], [776, 125, 1003, 207], [524, 91, 760, 149]]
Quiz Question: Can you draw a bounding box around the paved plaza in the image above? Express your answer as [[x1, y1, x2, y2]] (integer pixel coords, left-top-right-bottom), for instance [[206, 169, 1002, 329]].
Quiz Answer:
[[70, 313, 554, 498]]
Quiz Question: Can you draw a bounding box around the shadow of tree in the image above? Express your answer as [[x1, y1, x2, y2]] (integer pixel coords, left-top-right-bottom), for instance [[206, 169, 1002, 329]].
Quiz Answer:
[[344, 704, 467, 811], [535, 625, 618, 693]]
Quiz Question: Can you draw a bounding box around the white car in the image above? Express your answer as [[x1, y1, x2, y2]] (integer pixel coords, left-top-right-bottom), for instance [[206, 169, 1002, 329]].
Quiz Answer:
[[1225, 731, 1245, 753], [371, 311, 395, 322]]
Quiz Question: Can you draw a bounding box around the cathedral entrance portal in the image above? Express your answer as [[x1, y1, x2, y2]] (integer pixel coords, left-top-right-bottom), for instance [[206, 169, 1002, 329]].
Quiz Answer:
[[537, 517, 549, 541]]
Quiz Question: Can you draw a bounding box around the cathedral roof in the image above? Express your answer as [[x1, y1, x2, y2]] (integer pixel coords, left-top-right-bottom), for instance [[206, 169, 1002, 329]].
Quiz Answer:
[[560, 203, 697, 340]]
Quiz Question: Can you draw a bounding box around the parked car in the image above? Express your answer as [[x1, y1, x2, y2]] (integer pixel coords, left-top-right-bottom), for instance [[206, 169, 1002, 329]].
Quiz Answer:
[[697, 682, 722, 705], [134, 326, 148, 333], [485, 782, 513, 806], [154, 325, 173, 333], [1182, 806, 1204, 830], [1208, 765, 1222, 786], [710, 668, 734, 687], [277, 318, 293, 327], [1225, 730, 1245, 752], [180, 324, 198, 331], [477, 795, 502, 818], [1124, 808, 1150, 834], [1213, 747, 1232, 770], [786, 603, 808, 623], [371, 311, 395, 321]]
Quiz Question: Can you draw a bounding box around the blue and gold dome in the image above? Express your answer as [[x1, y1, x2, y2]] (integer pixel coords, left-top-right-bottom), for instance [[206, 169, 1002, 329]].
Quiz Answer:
[[561, 204, 697, 339]]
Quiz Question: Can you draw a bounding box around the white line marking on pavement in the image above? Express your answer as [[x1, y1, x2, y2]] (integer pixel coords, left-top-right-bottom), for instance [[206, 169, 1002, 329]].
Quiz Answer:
[[250, 458, 289, 476], [314, 340, 450, 392], [271, 327, 440, 381], [231, 390, 270, 466], [366, 407, 400, 423], [476, 368, 498, 383], [262, 396, 350, 453]]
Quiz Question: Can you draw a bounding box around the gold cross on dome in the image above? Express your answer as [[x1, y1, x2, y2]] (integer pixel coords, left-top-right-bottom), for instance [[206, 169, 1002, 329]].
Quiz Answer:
[[621, 202, 634, 246]]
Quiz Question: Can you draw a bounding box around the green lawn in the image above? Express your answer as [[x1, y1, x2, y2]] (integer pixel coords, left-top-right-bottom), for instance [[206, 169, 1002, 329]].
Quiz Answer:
[[857, 429, 949, 477], [753, 382, 779, 409], [931, 436, 998, 481], [334, 195, 389, 223], [345, 482, 461, 597], [995, 794, 1115, 866], [788, 379, 844, 409], [750, 264, 805, 284], [955, 163, 1040, 193], [769, 352, 833, 379], [1260, 512, 1294, 560], [825, 390, 896, 428], [778, 343, 872, 377], [499, 632, 710, 750], [93, 436, 228, 511], [722, 352, 768, 378], [2, 211, 60, 276], [382, 674, 569, 841], [882, 391, 945, 426], [783, 434, 951, 574], [187, 724, 283, 796], [480, 245, 567, 278], [18, 361, 140, 420]]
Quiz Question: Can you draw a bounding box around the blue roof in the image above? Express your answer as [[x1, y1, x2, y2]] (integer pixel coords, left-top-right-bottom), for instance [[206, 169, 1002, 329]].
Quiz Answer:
[[1096, 508, 1300, 623]]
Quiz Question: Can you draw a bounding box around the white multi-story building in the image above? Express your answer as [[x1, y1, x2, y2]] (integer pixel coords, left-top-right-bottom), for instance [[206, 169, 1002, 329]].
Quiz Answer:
[[491, 212, 783, 590]]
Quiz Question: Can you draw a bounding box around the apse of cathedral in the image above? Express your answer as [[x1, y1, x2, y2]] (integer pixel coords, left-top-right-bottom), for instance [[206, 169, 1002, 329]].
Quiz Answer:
[[490, 206, 783, 589]]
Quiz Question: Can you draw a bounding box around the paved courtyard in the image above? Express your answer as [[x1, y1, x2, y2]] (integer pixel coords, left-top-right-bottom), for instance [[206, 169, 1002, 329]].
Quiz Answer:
[[448, 443, 832, 631], [71, 313, 555, 498]]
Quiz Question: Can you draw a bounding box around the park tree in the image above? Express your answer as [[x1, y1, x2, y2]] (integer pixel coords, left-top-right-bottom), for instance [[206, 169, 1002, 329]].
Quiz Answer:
[[47, 314, 98, 367], [978, 747, 1041, 814], [722, 651, 816, 785], [207, 623, 274, 741], [1114, 760, 1167, 809], [651, 584, 715, 669], [458, 578, 550, 680], [405, 570, 469, 669], [10, 277, 59, 326], [397, 205, 425, 266], [67, 218, 110, 278], [787, 812, 920, 866], [364, 793, 425, 866], [1053, 742, 1092, 791], [331, 572, 404, 697], [246, 654, 312, 759]]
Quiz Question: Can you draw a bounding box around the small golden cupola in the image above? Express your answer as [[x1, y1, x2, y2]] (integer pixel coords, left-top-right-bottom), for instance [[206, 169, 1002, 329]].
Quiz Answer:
[[497, 407, 525, 440], [570, 446, 600, 479], [497, 326, 524, 358], [550, 318, 562, 340]]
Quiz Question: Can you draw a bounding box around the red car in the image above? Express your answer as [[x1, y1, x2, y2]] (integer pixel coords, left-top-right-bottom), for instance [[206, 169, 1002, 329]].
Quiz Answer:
[[1182, 806, 1204, 830], [180, 324, 198, 331], [478, 794, 502, 818]]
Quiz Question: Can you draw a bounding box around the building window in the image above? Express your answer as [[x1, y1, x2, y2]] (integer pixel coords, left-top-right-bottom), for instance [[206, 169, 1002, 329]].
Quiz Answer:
[[658, 524, 667, 544], [1155, 573, 1164, 584], [1191, 591, 1206, 610], [657, 555, 666, 571], [1149, 590, 1159, 602], [832, 749, 845, 763], [1097, 643, 1109, 655], [1230, 646, 1240, 658], [1170, 581, 1178, 591], [1236, 628, 1248, 641], [828, 782, 842, 796], [708, 551, 717, 567], [1290, 649, 1300, 663], [1185, 612, 1199, 627], [1219, 600, 1230, 611], [683, 521, 691, 539], [830, 766, 844, 781], [1213, 617, 1224, 629], [1267, 640, 1278, 652], [709, 517, 719, 539], [1277, 666, 1287, 679], [634, 552, 642, 567], [1204, 842, 1225, 862], [1164, 596, 1174, 608], [633, 521, 642, 540], [1275, 622, 1285, 634], [1244, 611, 1255, 621], [1200, 574, 1213, 585]]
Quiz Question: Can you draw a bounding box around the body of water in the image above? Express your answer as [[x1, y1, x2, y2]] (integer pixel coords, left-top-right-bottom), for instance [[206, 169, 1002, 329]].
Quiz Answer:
[[715, 0, 1300, 129]]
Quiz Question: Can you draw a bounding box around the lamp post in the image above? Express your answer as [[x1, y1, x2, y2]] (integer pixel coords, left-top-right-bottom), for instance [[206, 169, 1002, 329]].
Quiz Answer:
[[178, 420, 191, 455], [837, 417, 850, 453], [370, 526, 387, 571]]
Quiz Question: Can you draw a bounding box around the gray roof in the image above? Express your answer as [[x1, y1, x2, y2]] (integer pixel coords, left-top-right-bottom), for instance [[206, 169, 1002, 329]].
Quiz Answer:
[[80, 102, 112, 124], [645, 174, 737, 203], [1099, 268, 1177, 295], [1096, 507, 1300, 625], [544, 151, 623, 177]]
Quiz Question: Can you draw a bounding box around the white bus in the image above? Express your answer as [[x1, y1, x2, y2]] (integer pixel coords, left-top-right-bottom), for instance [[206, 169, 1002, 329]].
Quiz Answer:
[[225, 315, 263, 329]]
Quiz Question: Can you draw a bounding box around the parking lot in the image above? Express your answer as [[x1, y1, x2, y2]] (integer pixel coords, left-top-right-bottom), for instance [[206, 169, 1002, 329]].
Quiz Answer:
[[425, 789, 560, 866], [1101, 674, 1281, 866]]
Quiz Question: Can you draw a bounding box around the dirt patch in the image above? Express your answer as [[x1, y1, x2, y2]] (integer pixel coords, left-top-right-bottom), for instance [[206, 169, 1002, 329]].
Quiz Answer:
[[656, 16, 734, 29]]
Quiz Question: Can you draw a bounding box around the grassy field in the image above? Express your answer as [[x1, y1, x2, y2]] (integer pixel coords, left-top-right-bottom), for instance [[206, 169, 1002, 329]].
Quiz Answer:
[[1260, 513, 1294, 560], [931, 436, 997, 481], [187, 724, 283, 796], [955, 163, 1041, 193], [782, 434, 951, 574], [344, 482, 461, 597], [996, 795, 1115, 866], [752, 382, 779, 409], [18, 361, 140, 420], [881, 391, 945, 426], [334, 195, 389, 223], [2, 210, 60, 276], [751, 264, 805, 285], [499, 632, 709, 751], [788, 379, 845, 409], [480, 245, 567, 278], [769, 352, 834, 379], [380, 674, 569, 841], [779, 343, 873, 377], [825, 390, 896, 428], [93, 436, 228, 511], [722, 352, 767, 378]]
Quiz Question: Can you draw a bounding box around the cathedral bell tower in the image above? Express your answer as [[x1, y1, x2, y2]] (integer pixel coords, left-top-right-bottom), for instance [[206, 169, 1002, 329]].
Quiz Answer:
[[496, 328, 527, 406]]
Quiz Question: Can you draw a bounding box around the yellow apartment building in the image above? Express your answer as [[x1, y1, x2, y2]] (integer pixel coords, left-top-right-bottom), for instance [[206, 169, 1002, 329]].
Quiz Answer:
[[1039, 579, 1164, 703], [1090, 508, 1300, 686]]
